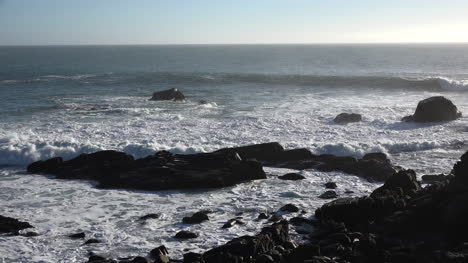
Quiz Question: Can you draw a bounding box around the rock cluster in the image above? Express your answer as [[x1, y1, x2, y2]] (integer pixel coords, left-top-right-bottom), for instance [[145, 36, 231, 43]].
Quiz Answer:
[[27, 150, 266, 191]]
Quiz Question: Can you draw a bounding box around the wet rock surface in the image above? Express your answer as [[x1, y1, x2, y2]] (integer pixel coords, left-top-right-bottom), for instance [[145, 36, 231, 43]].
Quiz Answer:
[[0, 215, 33, 235], [333, 113, 362, 124], [149, 88, 185, 101], [27, 150, 266, 191], [403, 96, 462, 122]]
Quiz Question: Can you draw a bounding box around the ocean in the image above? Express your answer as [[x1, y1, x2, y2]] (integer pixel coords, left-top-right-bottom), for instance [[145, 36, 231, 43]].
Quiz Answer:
[[1, 44, 467, 262]]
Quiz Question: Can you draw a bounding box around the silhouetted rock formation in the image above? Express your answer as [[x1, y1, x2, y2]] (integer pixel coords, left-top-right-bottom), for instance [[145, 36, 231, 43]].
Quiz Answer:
[[27, 150, 266, 191], [333, 113, 362, 124], [0, 215, 33, 235], [150, 88, 185, 101], [402, 96, 462, 122]]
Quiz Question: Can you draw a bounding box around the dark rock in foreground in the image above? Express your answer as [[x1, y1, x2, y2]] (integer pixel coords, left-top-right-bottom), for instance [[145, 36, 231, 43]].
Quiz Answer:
[[333, 113, 362, 124], [0, 215, 33, 235], [403, 96, 462, 122], [149, 88, 185, 101], [27, 150, 266, 191], [217, 143, 397, 182]]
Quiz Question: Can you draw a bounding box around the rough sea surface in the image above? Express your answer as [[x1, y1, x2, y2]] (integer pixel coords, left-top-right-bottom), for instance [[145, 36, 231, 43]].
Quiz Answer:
[[1, 44, 467, 262]]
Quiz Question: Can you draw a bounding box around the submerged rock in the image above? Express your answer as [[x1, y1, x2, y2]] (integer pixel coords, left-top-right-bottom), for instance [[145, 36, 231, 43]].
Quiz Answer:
[[280, 204, 300, 213], [278, 173, 305, 181], [149, 88, 185, 101], [68, 232, 86, 239], [333, 113, 362, 124], [404, 96, 462, 122], [324, 182, 337, 189], [138, 213, 160, 221], [27, 150, 266, 191], [0, 215, 33, 235], [319, 190, 338, 199]]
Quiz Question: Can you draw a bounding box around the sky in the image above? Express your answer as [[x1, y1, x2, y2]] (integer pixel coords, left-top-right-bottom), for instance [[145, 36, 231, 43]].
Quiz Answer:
[[1, 0, 468, 45]]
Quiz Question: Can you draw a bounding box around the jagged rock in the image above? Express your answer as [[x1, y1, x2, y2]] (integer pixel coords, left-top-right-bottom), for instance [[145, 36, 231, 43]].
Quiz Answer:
[[278, 173, 305, 180], [149, 245, 170, 263], [202, 221, 290, 262], [183, 211, 209, 224], [280, 204, 300, 213], [319, 190, 338, 199], [27, 150, 266, 191], [405, 96, 462, 122], [174, 231, 198, 239], [371, 169, 420, 197], [324, 182, 337, 189], [150, 88, 185, 101], [0, 215, 33, 235], [333, 113, 362, 124]]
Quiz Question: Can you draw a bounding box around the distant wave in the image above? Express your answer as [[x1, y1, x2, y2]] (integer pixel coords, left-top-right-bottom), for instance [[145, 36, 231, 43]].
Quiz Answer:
[[2, 72, 467, 91]]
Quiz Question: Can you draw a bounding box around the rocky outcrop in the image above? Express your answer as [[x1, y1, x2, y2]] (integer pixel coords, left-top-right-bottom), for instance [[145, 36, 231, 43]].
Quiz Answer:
[[27, 150, 266, 191], [333, 113, 362, 124], [302, 150, 468, 262], [217, 143, 397, 182], [0, 215, 33, 235], [200, 221, 292, 263], [402, 96, 462, 122], [149, 88, 185, 101]]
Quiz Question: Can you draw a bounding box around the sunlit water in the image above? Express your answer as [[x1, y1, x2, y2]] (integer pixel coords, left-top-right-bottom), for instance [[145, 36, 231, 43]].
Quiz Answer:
[[1, 45, 467, 262]]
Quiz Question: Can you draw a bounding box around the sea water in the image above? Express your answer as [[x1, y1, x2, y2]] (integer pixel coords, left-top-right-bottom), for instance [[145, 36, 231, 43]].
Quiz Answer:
[[0, 44, 467, 262]]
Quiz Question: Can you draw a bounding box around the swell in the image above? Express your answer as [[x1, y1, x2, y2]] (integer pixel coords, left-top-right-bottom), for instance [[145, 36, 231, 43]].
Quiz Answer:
[[1, 72, 468, 91]]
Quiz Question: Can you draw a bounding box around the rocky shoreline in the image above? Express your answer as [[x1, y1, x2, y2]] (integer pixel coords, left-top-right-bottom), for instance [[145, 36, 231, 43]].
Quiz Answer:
[[0, 141, 460, 262]]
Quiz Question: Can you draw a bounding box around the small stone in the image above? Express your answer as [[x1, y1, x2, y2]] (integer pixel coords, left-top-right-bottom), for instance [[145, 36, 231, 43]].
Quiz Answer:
[[68, 232, 85, 239], [319, 190, 338, 199], [324, 182, 337, 189], [279, 204, 300, 213], [278, 173, 306, 181], [174, 231, 198, 239]]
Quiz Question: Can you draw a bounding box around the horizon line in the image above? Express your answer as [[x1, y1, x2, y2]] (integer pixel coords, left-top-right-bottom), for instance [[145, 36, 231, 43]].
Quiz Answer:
[[1, 41, 468, 47]]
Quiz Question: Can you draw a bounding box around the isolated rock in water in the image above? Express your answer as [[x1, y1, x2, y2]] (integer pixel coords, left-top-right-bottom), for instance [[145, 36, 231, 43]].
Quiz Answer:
[[0, 215, 33, 235], [279, 204, 300, 213], [27, 150, 266, 191], [138, 213, 160, 221], [182, 211, 209, 224], [83, 239, 101, 245], [410, 96, 461, 122], [278, 173, 305, 181], [324, 182, 337, 189], [68, 232, 86, 239], [174, 231, 198, 239], [333, 113, 362, 124], [150, 88, 185, 101], [319, 190, 338, 199], [222, 218, 244, 229]]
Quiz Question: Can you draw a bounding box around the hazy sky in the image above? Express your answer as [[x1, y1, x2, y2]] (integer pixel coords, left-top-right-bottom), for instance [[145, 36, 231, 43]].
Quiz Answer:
[[1, 0, 468, 45]]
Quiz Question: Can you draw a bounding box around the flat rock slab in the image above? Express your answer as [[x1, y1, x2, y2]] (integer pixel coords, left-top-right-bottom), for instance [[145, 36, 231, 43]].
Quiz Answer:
[[27, 150, 266, 191]]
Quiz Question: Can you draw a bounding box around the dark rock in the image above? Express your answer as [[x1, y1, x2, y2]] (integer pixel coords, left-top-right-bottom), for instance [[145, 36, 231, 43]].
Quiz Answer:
[[84, 239, 101, 245], [27, 149, 266, 191], [127, 257, 151, 263], [258, 213, 269, 220], [278, 173, 305, 181], [150, 88, 185, 101], [408, 96, 462, 122], [139, 213, 160, 221], [319, 191, 338, 199], [202, 221, 290, 262], [183, 252, 201, 263], [0, 215, 33, 235], [334, 113, 362, 124], [371, 169, 420, 197], [69, 232, 86, 239], [269, 214, 284, 222], [324, 182, 337, 189], [183, 211, 209, 224], [401, 115, 414, 122], [422, 174, 447, 183], [280, 204, 300, 213], [22, 231, 39, 237], [174, 231, 198, 239], [199, 100, 208, 105], [256, 254, 274, 263], [88, 255, 116, 263], [150, 245, 170, 263], [222, 218, 244, 229]]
